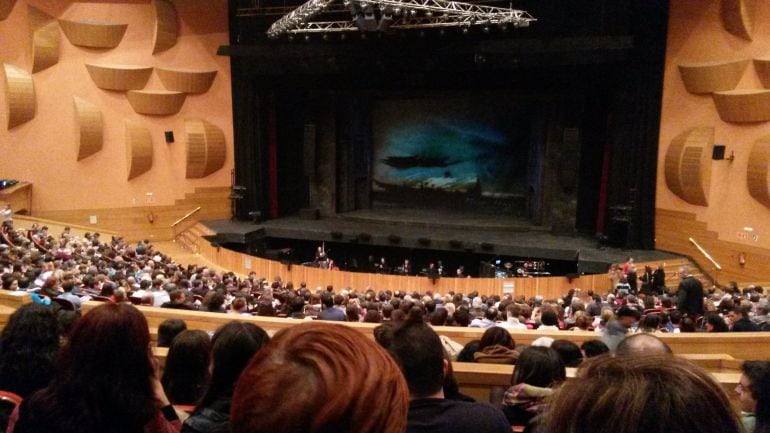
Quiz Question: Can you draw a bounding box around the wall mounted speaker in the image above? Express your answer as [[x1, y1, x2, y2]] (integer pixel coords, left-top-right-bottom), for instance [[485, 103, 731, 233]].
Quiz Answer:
[[164, 130, 174, 144], [712, 144, 726, 160]]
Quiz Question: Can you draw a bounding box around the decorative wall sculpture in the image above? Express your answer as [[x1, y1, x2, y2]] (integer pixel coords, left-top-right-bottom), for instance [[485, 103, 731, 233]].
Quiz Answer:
[[3, 63, 36, 129], [678, 59, 749, 94], [126, 90, 186, 115], [59, 19, 128, 48], [73, 96, 103, 160], [721, 0, 753, 41], [713, 90, 770, 123], [85, 63, 153, 91], [28, 6, 60, 73], [125, 120, 153, 180], [156, 68, 217, 93], [152, 0, 178, 54], [0, 0, 15, 21], [664, 127, 713, 206], [185, 118, 226, 178], [748, 135, 770, 209]]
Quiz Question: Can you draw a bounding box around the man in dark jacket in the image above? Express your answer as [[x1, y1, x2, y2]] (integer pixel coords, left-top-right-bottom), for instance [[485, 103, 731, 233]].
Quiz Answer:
[[730, 305, 761, 332], [675, 266, 704, 317]]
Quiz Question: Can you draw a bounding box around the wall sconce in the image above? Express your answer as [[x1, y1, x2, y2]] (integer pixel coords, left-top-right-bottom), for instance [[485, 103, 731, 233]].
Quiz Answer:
[[727, 151, 735, 162], [739, 252, 746, 267]]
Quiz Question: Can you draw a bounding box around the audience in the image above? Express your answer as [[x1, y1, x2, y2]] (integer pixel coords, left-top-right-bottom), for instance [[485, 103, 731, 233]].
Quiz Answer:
[[161, 330, 211, 407], [502, 346, 566, 429], [231, 323, 408, 433], [182, 322, 269, 433], [7, 303, 180, 433], [540, 355, 742, 433]]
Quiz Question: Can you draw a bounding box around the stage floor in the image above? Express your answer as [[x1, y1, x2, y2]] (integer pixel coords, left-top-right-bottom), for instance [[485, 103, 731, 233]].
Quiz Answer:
[[202, 208, 681, 273]]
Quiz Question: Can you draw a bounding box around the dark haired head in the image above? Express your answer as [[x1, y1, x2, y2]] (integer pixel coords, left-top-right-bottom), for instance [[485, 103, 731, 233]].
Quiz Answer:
[[388, 321, 445, 398], [430, 308, 448, 326], [232, 323, 408, 433], [541, 309, 559, 327], [741, 361, 770, 433], [478, 326, 515, 351], [161, 330, 211, 405], [705, 313, 729, 332], [157, 318, 187, 348], [580, 340, 610, 358], [198, 321, 269, 409], [512, 346, 566, 388], [551, 340, 584, 367], [0, 303, 60, 398]]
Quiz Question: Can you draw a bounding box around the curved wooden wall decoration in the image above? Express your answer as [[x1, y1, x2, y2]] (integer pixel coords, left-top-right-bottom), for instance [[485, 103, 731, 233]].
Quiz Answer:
[[125, 120, 153, 180], [713, 90, 770, 123], [126, 90, 186, 115], [152, 0, 178, 54], [73, 96, 103, 161], [0, 0, 16, 21], [3, 63, 36, 129], [185, 118, 226, 178], [28, 6, 60, 73], [156, 68, 217, 94], [85, 63, 153, 91], [753, 58, 770, 89], [664, 127, 713, 206], [747, 135, 770, 209], [59, 19, 128, 49], [721, 0, 753, 41], [678, 59, 749, 94]]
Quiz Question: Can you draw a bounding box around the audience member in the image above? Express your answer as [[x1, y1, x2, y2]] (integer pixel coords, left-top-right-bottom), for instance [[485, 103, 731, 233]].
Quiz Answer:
[[231, 323, 408, 433], [540, 355, 742, 433], [182, 322, 269, 433], [502, 346, 565, 429], [738, 361, 770, 433], [550, 339, 583, 367], [8, 303, 180, 433], [162, 330, 211, 407], [157, 319, 188, 348], [580, 339, 609, 358]]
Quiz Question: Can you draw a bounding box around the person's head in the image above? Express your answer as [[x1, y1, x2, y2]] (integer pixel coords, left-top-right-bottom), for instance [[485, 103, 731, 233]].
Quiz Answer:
[[541, 355, 742, 433], [738, 360, 770, 430], [161, 330, 211, 405], [580, 340, 610, 358], [615, 333, 672, 356], [705, 313, 729, 332], [478, 326, 515, 351], [199, 321, 269, 408], [541, 309, 559, 327], [157, 318, 187, 348], [0, 303, 60, 398], [232, 323, 408, 433], [616, 306, 641, 328], [551, 339, 584, 367], [387, 321, 446, 398], [512, 346, 566, 387], [27, 303, 158, 432]]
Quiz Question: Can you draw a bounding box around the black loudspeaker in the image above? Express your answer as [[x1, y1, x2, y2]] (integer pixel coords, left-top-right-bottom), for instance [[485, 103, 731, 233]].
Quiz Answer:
[[303, 124, 316, 177], [164, 131, 174, 144], [388, 234, 401, 244], [712, 145, 726, 160]]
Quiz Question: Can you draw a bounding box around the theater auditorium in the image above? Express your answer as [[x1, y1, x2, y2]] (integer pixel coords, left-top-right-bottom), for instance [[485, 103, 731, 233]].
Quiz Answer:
[[1, 1, 770, 432]]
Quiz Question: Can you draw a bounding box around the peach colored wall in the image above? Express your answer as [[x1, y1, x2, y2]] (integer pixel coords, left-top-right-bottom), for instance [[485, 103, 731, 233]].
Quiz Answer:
[[658, 1, 770, 251], [0, 0, 233, 212]]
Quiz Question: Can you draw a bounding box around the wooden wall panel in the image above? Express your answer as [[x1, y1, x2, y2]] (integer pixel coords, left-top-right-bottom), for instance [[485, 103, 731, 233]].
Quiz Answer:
[[28, 6, 60, 73], [747, 135, 770, 208], [656, 208, 770, 284], [3, 63, 35, 129], [713, 90, 770, 123], [73, 96, 102, 160], [126, 90, 186, 115], [125, 120, 153, 180], [85, 63, 152, 91], [664, 127, 713, 206], [152, 0, 178, 54], [678, 60, 749, 94], [59, 19, 127, 48], [721, 0, 753, 41], [185, 119, 226, 178], [0, 0, 15, 21], [156, 68, 217, 94]]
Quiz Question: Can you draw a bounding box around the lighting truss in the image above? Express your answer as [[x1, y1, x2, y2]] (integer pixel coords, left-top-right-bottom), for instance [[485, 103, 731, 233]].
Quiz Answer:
[[263, 0, 535, 38]]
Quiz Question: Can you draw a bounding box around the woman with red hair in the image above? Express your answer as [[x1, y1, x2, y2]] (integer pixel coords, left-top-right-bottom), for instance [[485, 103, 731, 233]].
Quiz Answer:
[[231, 322, 409, 433]]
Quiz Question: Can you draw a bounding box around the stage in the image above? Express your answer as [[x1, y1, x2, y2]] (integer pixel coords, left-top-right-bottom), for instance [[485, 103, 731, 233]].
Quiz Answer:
[[202, 207, 681, 275]]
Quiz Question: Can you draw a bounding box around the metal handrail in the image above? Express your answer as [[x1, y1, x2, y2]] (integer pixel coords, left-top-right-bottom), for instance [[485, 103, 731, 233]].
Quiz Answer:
[[688, 237, 722, 271], [172, 207, 201, 228]]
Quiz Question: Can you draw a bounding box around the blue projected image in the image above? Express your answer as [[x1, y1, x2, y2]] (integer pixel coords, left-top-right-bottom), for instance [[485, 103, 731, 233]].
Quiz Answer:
[[372, 96, 530, 207]]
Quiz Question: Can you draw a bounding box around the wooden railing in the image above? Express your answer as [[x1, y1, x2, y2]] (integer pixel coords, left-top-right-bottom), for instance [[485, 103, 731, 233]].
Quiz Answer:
[[172, 207, 201, 228], [689, 237, 721, 286]]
